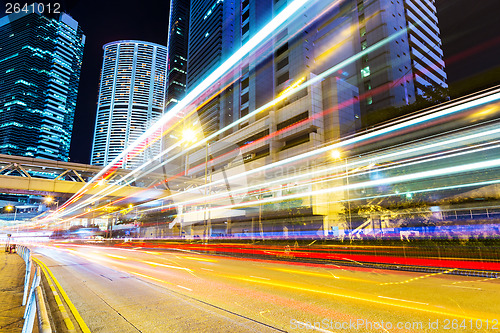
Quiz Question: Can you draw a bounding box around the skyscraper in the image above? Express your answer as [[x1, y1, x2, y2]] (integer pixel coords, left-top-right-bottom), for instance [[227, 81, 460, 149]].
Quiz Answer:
[[354, 0, 447, 123], [0, 9, 85, 161], [186, 0, 238, 136], [165, 0, 191, 112], [91, 41, 168, 169]]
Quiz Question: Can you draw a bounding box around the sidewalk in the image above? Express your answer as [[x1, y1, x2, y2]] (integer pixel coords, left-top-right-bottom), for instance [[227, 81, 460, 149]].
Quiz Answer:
[[0, 249, 26, 332]]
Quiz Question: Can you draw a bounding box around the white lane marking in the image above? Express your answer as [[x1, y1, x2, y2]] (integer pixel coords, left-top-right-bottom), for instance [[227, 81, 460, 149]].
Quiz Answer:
[[166, 248, 199, 254], [201, 268, 214, 271], [145, 251, 162, 255], [295, 321, 335, 333], [250, 276, 270, 280], [177, 285, 192, 291], [377, 296, 429, 305], [442, 284, 482, 290], [144, 261, 192, 272], [106, 254, 127, 259]]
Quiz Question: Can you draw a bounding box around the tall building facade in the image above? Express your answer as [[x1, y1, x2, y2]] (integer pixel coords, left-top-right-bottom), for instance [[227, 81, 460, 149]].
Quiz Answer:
[[354, 0, 447, 124], [184, 0, 360, 163], [0, 10, 85, 161], [186, 0, 239, 136], [170, 0, 447, 236], [176, 0, 361, 237], [91, 41, 168, 169], [165, 0, 191, 112]]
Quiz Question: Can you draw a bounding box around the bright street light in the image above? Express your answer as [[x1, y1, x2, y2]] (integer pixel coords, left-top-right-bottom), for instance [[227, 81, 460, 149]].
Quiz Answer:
[[182, 128, 197, 143], [330, 149, 342, 160], [5, 205, 17, 223], [45, 196, 59, 211]]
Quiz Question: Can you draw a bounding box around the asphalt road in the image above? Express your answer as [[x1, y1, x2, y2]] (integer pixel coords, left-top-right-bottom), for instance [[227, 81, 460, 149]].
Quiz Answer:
[[31, 242, 500, 333]]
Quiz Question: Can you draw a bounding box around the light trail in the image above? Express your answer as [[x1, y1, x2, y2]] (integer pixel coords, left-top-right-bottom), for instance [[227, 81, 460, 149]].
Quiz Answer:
[[52, 0, 318, 218], [52, 113, 500, 228], [74, 23, 497, 214], [170, 157, 500, 218], [54, 28, 454, 222], [223, 275, 496, 322], [32, 8, 500, 233], [42, 26, 411, 225], [140, 119, 500, 215], [115, 91, 500, 222], [178, 90, 500, 199]]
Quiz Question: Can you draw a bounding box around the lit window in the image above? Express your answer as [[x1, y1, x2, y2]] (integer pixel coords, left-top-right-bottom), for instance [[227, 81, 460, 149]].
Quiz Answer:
[[360, 26, 366, 37], [361, 66, 371, 78], [361, 41, 367, 50]]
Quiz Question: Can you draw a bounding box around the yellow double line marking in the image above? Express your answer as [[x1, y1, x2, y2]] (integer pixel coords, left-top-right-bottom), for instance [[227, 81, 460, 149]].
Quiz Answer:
[[33, 257, 91, 333]]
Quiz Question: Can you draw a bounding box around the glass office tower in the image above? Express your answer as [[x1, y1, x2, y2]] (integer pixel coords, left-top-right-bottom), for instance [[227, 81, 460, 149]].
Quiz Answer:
[[0, 10, 85, 161], [165, 0, 191, 112]]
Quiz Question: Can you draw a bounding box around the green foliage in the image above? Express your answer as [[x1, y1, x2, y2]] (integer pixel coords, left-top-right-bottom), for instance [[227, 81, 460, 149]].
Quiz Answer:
[[139, 209, 177, 224], [345, 198, 433, 228]]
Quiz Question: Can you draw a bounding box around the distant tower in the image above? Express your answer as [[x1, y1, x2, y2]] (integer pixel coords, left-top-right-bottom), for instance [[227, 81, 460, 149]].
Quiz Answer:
[[0, 9, 85, 161], [91, 41, 168, 169], [186, 0, 238, 136], [165, 0, 191, 112]]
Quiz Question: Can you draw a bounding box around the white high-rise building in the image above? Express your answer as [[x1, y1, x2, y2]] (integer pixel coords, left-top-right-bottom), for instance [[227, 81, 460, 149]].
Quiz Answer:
[[91, 40, 168, 169]]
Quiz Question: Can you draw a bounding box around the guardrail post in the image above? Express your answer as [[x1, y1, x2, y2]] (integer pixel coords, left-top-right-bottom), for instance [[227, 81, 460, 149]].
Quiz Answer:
[[22, 252, 31, 306], [22, 266, 40, 333], [24, 266, 40, 318], [22, 287, 37, 333]]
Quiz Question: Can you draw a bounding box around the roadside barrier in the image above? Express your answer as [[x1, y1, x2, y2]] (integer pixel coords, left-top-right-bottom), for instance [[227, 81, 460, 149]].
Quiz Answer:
[[16, 245, 52, 333], [17, 245, 31, 305]]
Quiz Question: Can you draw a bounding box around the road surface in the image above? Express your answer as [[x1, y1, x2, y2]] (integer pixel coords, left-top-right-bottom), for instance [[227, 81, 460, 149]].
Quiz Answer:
[[31, 242, 500, 332]]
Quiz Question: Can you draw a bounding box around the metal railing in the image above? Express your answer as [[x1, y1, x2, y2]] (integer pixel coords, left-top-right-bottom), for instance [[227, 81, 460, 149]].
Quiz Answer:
[[17, 245, 52, 333]]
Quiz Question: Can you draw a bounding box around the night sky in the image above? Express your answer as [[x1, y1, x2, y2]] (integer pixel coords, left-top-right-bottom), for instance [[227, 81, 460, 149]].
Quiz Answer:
[[1, 0, 499, 164]]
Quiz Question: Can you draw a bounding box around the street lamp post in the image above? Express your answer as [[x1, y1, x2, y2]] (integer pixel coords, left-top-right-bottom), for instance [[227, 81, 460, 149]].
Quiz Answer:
[[6, 205, 19, 234], [182, 127, 212, 241], [344, 158, 352, 242], [331, 150, 352, 241], [44, 196, 59, 211], [14, 207, 19, 235], [203, 142, 212, 241]]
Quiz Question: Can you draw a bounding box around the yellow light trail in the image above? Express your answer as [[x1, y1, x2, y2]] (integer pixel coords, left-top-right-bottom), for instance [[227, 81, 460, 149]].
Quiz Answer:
[[267, 267, 378, 284], [130, 271, 174, 285], [379, 269, 457, 286], [181, 256, 218, 263]]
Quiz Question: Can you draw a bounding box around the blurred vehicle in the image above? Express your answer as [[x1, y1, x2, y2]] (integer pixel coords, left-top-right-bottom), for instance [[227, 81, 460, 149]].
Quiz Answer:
[[49, 229, 69, 239]]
